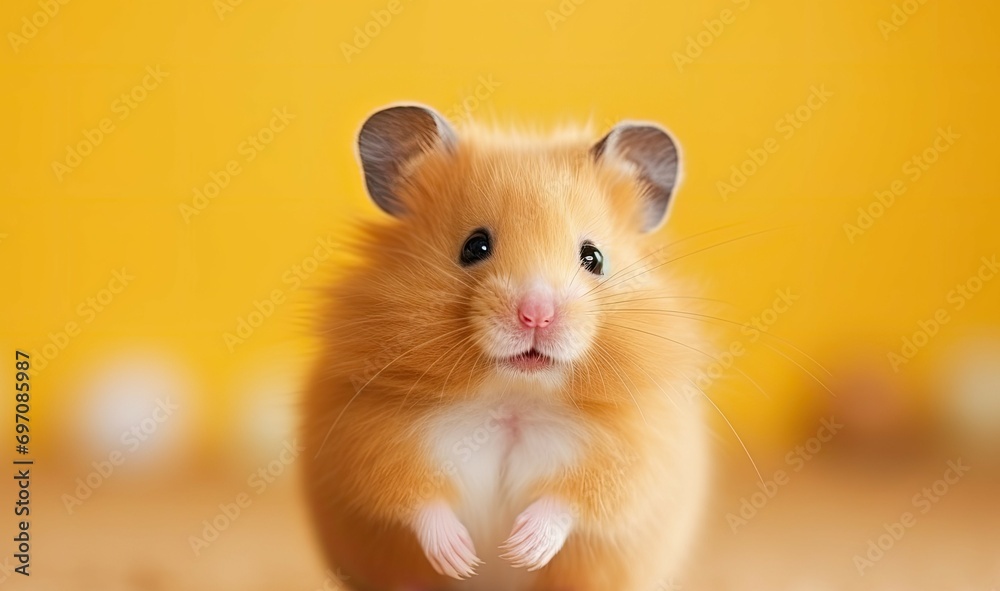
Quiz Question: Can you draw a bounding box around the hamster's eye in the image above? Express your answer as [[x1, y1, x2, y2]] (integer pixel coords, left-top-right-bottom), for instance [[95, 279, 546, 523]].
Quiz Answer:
[[580, 242, 604, 275], [460, 229, 492, 266]]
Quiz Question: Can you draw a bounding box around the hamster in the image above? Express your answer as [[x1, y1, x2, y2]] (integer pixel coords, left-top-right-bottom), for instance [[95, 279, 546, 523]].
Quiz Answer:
[[302, 105, 708, 591]]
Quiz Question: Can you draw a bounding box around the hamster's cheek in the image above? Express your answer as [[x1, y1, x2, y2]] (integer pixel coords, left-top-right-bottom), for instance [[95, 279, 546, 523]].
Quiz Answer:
[[465, 277, 522, 355], [537, 298, 598, 363]]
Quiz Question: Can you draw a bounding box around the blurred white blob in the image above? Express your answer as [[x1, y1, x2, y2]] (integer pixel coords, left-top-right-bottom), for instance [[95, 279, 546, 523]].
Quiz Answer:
[[936, 332, 1000, 449], [231, 346, 303, 460], [72, 345, 198, 472]]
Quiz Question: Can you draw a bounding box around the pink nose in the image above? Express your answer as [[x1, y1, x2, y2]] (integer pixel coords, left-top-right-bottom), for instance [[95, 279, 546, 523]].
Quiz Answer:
[[518, 294, 555, 328]]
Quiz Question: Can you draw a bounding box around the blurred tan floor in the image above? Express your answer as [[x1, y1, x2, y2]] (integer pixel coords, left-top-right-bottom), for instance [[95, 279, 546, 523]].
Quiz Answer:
[[11, 451, 1000, 591]]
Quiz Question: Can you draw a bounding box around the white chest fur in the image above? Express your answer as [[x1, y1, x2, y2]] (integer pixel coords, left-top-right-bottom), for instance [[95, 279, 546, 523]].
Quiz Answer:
[[425, 394, 586, 588]]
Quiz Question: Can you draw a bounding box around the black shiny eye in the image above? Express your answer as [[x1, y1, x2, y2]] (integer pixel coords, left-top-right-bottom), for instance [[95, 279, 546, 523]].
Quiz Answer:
[[460, 229, 492, 266], [580, 242, 604, 275]]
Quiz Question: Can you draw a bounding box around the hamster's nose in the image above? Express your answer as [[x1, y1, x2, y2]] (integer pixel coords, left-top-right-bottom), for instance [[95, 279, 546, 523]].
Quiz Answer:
[[518, 292, 555, 329]]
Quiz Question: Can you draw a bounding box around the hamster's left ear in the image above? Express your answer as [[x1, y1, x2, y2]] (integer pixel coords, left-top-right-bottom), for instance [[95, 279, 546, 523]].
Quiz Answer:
[[591, 123, 681, 232], [357, 104, 456, 216]]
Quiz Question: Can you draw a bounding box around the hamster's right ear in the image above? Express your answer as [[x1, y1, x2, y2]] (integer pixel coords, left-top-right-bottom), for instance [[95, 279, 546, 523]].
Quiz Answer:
[[591, 122, 682, 233], [357, 105, 456, 216]]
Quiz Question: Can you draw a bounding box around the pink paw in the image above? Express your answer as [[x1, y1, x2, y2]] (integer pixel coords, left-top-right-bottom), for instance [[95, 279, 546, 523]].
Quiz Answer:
[[412, 501, 482, 580], [500, 496, 575, 571]]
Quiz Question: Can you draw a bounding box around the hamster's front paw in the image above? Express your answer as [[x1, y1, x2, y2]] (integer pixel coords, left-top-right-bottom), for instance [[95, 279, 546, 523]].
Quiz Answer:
[[500, 496, 575, 571], [413, 501, 482, 580]]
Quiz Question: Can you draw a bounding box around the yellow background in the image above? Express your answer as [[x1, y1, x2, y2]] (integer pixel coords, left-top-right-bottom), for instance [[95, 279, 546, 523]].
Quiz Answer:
[[4, 0, 998, 451], [0, 0, 998, 589]]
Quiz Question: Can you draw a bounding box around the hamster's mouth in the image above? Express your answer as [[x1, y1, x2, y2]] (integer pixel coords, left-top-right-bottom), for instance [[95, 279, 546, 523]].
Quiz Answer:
[[503, 348, 556, 372]]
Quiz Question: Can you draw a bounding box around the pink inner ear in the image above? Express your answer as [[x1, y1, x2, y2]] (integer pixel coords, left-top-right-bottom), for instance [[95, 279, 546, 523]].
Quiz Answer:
[[593, 123, 681, 232], [358, 105, 456, 217]]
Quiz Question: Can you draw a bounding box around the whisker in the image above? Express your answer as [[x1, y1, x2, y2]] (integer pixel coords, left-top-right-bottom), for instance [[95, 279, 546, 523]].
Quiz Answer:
[[582, 221, 751, 298], [626, 357, 682, 414], [313, 324, 469, 458], [440, 334, 482, 399], [597, 307, 827, 370], [397, 331, 478, 414], [597, 307, 835, 395], [675, 372, 764, 485], [566, 259, 584, 292], [600, 321, 771, 400], [586, 347, 612, 405], [658, 378, 732, 449], [464, 341, 485, 399], [564, 363, 585, 413], [321, 314, 467, 335], [590, 293, 742, 310], [590, 226, 785, 297], [591, 342, 648, 426]]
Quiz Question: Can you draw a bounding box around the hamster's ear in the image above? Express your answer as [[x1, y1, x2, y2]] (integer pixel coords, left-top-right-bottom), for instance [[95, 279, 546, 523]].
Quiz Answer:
[[357, 105, 456, 216], [591, 123, 681, 232]]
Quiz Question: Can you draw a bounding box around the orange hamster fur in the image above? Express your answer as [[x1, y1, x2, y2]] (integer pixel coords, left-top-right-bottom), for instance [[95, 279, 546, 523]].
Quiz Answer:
[[303, 105, 709, 591]]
